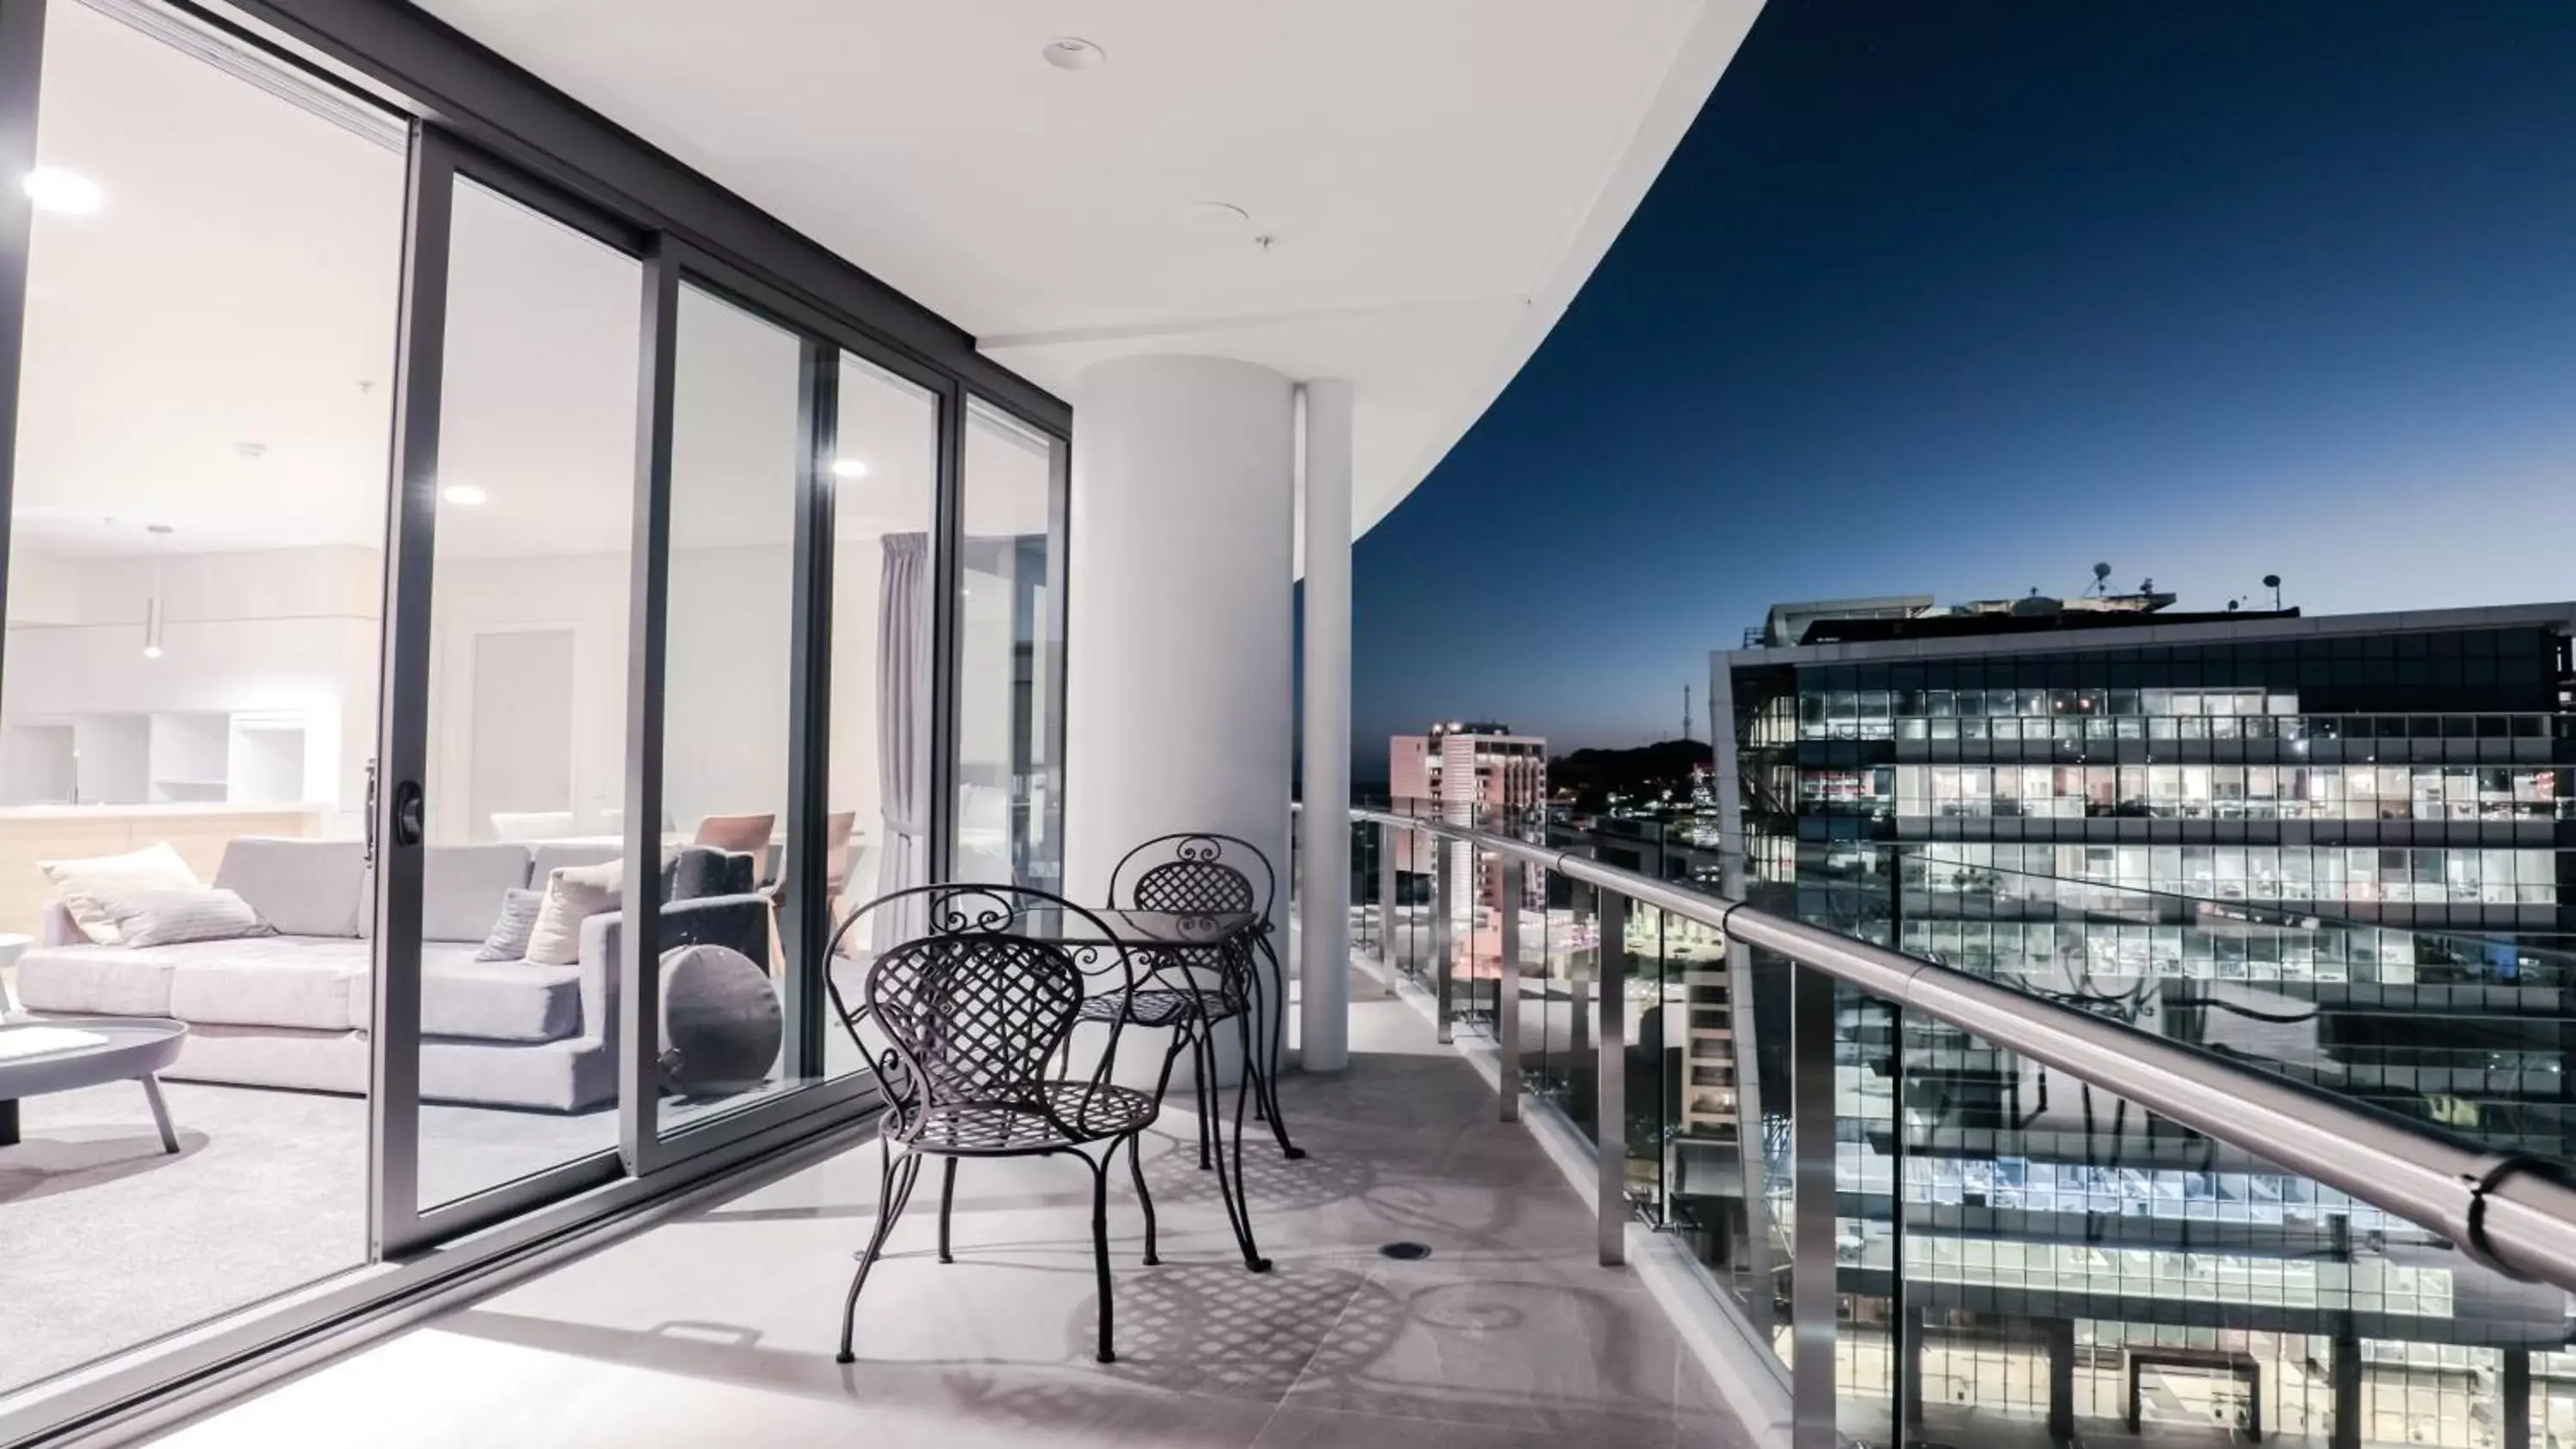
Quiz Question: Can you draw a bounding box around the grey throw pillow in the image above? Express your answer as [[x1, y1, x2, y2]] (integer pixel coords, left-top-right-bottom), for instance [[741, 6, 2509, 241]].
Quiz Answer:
[[476, 888, 546, 962], [106, 888, 270, 948]]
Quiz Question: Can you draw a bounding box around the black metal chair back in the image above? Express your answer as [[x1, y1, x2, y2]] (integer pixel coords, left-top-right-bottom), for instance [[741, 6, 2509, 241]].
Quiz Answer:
[[826, 883, 1140, 1147], [1109, 833, 1275, 920]]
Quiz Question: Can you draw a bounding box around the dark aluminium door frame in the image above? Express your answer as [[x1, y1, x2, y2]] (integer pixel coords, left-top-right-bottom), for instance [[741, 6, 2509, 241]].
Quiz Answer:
[[0, 0, 1070, 1440]]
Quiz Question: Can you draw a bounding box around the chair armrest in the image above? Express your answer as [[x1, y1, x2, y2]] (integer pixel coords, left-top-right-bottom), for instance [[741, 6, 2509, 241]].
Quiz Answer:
[[40, 898, 86, 948]]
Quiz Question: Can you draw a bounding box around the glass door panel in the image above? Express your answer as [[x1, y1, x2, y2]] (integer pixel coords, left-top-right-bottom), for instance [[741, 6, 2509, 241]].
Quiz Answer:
[[823, 354, 939, 1079], [653, 279, 808, 1136], [410, 173, 640, 1210], [0, 0, 402, 1389], [954, 402, 1066, 889]]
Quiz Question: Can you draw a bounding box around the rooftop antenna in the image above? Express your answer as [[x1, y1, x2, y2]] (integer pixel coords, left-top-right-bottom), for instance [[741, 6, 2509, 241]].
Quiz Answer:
[[2090, 561, 2112, 597], [2263, 573, 2283, 610]]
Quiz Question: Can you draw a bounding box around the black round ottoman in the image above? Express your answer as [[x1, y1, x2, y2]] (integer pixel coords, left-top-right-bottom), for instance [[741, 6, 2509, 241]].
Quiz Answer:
[[656, 943, 783, 1097]]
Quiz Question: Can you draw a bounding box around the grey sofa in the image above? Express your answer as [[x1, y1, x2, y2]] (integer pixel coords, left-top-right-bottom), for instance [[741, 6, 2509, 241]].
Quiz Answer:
[[12, 838, 769, 1113]]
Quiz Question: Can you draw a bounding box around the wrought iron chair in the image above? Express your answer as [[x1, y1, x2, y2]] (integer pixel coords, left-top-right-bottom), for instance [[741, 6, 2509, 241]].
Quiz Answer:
[[825, 883, 1176, 1365], [1096, 834, 1303, 1164]]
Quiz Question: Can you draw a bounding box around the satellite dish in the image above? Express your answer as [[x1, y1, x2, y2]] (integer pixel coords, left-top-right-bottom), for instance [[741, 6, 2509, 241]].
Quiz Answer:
[[2263, 573, 2281, 589], [2093, 561, 2112, 582]]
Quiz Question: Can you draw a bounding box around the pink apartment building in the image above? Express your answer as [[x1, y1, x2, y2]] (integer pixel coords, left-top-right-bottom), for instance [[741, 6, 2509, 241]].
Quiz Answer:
[[1389, 722, 1546, 906]]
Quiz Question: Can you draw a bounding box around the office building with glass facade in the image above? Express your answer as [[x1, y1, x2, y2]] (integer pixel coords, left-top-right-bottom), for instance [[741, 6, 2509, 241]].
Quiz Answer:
[[1708, 599, 2576, 1445]]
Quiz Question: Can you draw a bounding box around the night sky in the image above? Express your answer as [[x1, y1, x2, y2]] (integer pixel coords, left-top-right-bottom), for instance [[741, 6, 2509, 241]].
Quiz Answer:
[[1349, 1, 2576, 763]]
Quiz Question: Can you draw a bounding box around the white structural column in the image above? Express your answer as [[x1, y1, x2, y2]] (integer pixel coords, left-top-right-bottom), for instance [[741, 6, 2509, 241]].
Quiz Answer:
[[1064, 355, 1297, 1081], [1298, 379, 1355, 1072]]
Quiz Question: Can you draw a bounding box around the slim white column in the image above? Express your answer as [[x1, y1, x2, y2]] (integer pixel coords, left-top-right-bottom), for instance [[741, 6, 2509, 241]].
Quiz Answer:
[[1298, 379, 1354, 1072], [1064, 355, 1296, 1085]]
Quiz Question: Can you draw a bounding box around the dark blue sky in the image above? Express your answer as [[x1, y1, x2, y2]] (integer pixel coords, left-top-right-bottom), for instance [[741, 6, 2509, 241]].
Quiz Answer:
[[1351, 0, 2576, 760]]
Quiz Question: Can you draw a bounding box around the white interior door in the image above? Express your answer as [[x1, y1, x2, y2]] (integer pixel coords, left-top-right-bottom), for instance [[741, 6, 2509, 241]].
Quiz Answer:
[[464, 627, 574, 840]]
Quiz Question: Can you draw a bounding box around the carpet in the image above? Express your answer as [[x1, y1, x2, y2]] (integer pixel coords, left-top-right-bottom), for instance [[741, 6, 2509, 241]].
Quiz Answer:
[[0, 1076, 615, 1394]]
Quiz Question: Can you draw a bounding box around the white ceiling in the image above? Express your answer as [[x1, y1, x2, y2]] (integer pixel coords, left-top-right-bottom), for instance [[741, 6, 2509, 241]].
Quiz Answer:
[[407, 0, 1765, 537], [13, 0, 1048, 563]]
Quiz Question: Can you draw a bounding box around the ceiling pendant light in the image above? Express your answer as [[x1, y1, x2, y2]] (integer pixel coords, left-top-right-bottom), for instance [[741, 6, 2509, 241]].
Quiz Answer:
[[142, 523, 172, 659]]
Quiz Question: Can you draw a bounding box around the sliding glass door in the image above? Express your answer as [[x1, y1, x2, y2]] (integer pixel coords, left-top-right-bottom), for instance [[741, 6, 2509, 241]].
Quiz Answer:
[[0, 0, 1066, 1423], [402, 164, 644, 1222], [0, 0, 404, 1389]]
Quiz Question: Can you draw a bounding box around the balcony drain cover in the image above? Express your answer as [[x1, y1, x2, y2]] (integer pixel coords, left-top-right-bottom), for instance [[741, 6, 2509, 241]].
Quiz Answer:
[[1379, 1241, 1432, 1261]]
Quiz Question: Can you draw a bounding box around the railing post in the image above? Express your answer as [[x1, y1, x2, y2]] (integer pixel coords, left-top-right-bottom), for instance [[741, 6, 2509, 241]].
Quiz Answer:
[[1595, 887, 1627, 1267], [1498, 857, 1523, 1124], [1432, 835, 1454, 1043], [1377, 820, 1399, 997], [2505, 1349, 2532, 1449], [1790, 961, 1838, 1449]]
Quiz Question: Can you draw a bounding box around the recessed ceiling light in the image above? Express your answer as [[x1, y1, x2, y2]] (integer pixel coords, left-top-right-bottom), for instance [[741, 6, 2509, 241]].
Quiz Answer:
[[1042, 36, 1105, 70], [441, 484, 489, 506], [22, 167, 102, 215], [829, 458, 869, 480], [1184, 201, 1251, 233]]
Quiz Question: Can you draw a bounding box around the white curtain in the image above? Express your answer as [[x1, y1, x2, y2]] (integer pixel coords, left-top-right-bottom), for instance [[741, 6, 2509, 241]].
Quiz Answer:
[[872, 532, 932, 950]]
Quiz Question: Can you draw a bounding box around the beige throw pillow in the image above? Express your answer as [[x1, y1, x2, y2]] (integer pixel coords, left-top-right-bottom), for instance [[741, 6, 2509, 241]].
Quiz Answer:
[[41, 842, 202, 945], [526, 860, 623, 967]]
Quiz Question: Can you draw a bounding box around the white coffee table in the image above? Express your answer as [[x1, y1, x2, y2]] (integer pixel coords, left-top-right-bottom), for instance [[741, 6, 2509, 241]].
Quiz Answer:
[[0, 1017, 187, 1153], [0, 931, 30, 1019]]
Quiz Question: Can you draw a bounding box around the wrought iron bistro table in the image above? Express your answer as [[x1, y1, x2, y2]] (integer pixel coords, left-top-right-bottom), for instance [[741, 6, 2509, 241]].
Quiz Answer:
[[1008, 906, 1281, 1273]]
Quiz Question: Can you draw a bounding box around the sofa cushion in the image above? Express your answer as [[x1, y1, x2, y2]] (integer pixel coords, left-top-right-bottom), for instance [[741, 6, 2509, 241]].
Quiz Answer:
[[530, 843, 622, 882], [475, 888, 545, 961], [161, 936, 370, 1031], [526, 861, 621, 967], [422, 845, 533, 943], [108, 888, 270, 947], [489, 810, 574, 842], [217, 839, 366, 939], [43, 842, 203, 944], [415, 943, 584, 1043], [14, 943, 181, 1016]]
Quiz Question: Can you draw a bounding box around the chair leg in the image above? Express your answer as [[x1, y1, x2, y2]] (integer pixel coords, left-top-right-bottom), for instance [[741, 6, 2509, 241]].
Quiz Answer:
[[836, 1150, 923, 1364], [1251, 1021, 1305, 1162], [1088, 1153, 1117, 1364], [1249, 952, 1270, 1126], [1191, 1028, 1217, 1172], [1219, 1008, 1273, 1275], [1242, 947, 1305, 1161], [1255, 934, 1292, 1082], [937, 1157, 959, 1264], [1127, 1132, 1160, 1266]]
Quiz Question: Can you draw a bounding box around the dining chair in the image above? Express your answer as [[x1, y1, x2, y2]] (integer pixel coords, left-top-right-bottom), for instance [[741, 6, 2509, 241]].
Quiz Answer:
[[823, 882, 1175, 1366], [1099, 833, 1303, 1163], [694, 813, 777, 877]]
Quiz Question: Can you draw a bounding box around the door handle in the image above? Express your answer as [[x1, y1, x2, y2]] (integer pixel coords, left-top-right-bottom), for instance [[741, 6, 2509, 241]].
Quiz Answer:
[[392, 780, 424, 848]]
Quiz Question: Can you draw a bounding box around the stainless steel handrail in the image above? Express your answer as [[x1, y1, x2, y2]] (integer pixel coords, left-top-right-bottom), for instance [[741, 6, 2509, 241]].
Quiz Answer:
[[1347, 804, 2576, 1295]]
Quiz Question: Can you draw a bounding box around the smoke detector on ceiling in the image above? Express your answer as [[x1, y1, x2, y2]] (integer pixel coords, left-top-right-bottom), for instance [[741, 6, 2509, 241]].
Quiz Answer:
[[1042, 37, 1105, 70]]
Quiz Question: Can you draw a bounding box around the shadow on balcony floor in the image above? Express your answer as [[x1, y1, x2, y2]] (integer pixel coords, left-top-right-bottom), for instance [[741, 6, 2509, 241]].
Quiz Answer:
[[148, 972, 1753, 1449]]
